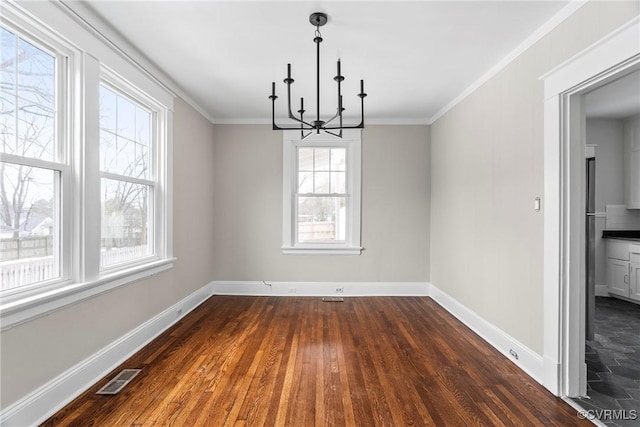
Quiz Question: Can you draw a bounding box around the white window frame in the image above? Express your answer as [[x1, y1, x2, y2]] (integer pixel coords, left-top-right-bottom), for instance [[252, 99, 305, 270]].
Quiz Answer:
[[282, 129, 362, 255], [97, 70, 167, 272], [0, 1, 174, 330], [0, 9, 75, 296]]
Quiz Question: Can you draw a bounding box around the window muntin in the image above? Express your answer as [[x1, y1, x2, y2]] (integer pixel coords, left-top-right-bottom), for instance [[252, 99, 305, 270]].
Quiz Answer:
[[0, 25, 64, 290], [99, 83, 155, 268]]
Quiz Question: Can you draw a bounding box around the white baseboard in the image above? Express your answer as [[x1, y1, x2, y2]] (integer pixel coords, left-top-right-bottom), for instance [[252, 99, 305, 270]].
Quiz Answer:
[[595, 284, 609, 297], [0, 282, 214, 427], [211, 281, 430, 297], [428, 283, 544, 384]]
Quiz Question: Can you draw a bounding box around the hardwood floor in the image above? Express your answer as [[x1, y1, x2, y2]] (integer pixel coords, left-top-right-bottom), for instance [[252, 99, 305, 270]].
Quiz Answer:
[[43, 296, 588, 426]]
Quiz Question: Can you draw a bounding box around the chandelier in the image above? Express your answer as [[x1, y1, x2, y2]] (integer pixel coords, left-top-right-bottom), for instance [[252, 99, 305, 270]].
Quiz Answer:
[[269, 12, 367, 139]]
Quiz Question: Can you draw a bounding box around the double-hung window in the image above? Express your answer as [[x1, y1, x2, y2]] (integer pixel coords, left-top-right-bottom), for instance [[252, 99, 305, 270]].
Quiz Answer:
[[282, 130, 362, 254], [0, 23, 68, 289], [0, 2, 173, 329], [99, 81, 155, 268]]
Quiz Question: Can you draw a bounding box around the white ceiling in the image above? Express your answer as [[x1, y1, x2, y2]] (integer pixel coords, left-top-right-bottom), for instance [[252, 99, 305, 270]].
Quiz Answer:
[[80, 1, 572, 124], [585, 70, 640, 119]]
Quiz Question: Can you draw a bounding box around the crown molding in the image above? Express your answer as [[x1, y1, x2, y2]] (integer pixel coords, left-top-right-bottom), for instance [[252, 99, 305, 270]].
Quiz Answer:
[[429, 0, 588, 124], [212, 117, 431, 126], [55, 0, 218, 125]]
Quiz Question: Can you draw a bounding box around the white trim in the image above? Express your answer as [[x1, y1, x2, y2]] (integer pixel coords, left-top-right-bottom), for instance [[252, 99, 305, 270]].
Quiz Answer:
[[211, 281, 429, 297], [429, 0, 587, 124], [0, 282, 213, 427], [214, 117, 432, 126], [541, 16, 640, 397], [281, 247, 363, 255], [428, 283, 544, 384], [595, 284, 609, 297], [0, 258, 176, 331], [282, 130, 362, 254]]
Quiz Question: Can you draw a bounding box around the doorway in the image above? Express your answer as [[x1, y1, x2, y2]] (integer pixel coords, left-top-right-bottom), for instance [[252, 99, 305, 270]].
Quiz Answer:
[[570, 72, 640, 414], [540, 16, 640, 399]]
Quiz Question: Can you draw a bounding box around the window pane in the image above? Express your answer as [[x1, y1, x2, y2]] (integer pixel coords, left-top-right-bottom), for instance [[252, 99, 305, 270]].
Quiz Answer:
[[330, 148, 346, 171], [314, 148, 330, 171], [0, 33, 55, 161], [298, 171, 313, 193], [135, 143, 149, 180], [17, 38, 55, 108], [17, 97, 54, 159], [100, 131, 116, 171], [99, 85, 117, 133], [0, 27, 16, 96], [100, 84, 152, 180], [117, 94, 136, 141], [314, 171, 329, 193], [298, 147, 313, 171], [135, 106, 150, 146], [116, 136, 135, 176], [101, 178, 151, 267], [0, 95, 15, 154], [330, 171, 346, 194], [0, 162, 59, 289], [297, 196, 346, 242]]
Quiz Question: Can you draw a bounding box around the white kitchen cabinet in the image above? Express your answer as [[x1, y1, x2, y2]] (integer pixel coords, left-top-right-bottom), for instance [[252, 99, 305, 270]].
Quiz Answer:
[[607, 257, 630, 297], [631, 247, 640, 302], [624, 115, 640, 209], [606, 240, 640, 303], [631, 263, 640, 301], [607, 240, 631, 298]]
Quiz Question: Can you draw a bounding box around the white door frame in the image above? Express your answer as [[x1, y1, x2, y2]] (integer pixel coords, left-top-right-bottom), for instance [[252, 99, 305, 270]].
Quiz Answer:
[[541, 16, 640, 397]]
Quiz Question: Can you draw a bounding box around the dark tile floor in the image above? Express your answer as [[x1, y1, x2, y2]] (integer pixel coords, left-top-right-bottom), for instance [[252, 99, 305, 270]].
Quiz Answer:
[[572, 297, 640, 426]]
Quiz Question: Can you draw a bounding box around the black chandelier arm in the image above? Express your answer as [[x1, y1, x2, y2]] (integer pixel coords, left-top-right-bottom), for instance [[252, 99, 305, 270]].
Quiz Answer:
[[284, 67, 314, 128], [322, 122, 364, 130]]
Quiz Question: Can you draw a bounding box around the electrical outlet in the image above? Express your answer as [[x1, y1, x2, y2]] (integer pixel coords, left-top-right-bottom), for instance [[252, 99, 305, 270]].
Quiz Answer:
[[288, 287, 296, 293], [335, 287, 344, 293]]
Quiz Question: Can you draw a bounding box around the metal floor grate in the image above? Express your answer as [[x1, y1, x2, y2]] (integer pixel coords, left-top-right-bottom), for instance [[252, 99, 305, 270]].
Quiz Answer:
[[96, 369, 142, 395]]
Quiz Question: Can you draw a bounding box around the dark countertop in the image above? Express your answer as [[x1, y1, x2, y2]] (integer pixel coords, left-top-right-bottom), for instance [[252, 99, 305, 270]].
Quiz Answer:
[[602, 230, 640, 241]]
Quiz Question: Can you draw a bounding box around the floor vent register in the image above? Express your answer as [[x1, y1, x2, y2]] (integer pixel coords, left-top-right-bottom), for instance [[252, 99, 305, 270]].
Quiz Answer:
[[96, 369, 142, 395]]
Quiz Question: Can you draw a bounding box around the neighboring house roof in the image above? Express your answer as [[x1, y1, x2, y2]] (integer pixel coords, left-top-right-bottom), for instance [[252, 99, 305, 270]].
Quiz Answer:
[[20, 213, 53, 236]]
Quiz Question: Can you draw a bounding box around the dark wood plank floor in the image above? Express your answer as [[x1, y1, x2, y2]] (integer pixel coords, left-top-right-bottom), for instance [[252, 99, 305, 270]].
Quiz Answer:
[[43, 296, 588, 426]]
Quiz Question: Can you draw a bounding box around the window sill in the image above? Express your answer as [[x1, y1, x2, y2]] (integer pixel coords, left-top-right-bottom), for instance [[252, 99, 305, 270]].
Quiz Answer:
[[282, 247, 363, 255], [0, 258, 176, 331]]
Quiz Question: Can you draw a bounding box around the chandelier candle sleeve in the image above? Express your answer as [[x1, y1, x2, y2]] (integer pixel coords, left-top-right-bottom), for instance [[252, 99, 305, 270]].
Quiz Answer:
[[268, 12, 367, 139]]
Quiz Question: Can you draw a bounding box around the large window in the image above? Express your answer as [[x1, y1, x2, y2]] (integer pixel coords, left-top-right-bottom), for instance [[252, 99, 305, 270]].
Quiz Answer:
[[0, 3, 174, 329], [99, 83, 154, 268], [282, 131, 362, 254], [0, 25, 65, 289]]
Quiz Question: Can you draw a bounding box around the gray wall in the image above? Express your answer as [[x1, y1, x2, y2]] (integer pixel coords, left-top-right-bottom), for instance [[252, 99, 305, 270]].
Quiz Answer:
[[212, 125, 430, 283], [430, 1, 639, 354], [0, 98, 216, 408], [586, 118, 625, 287]]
